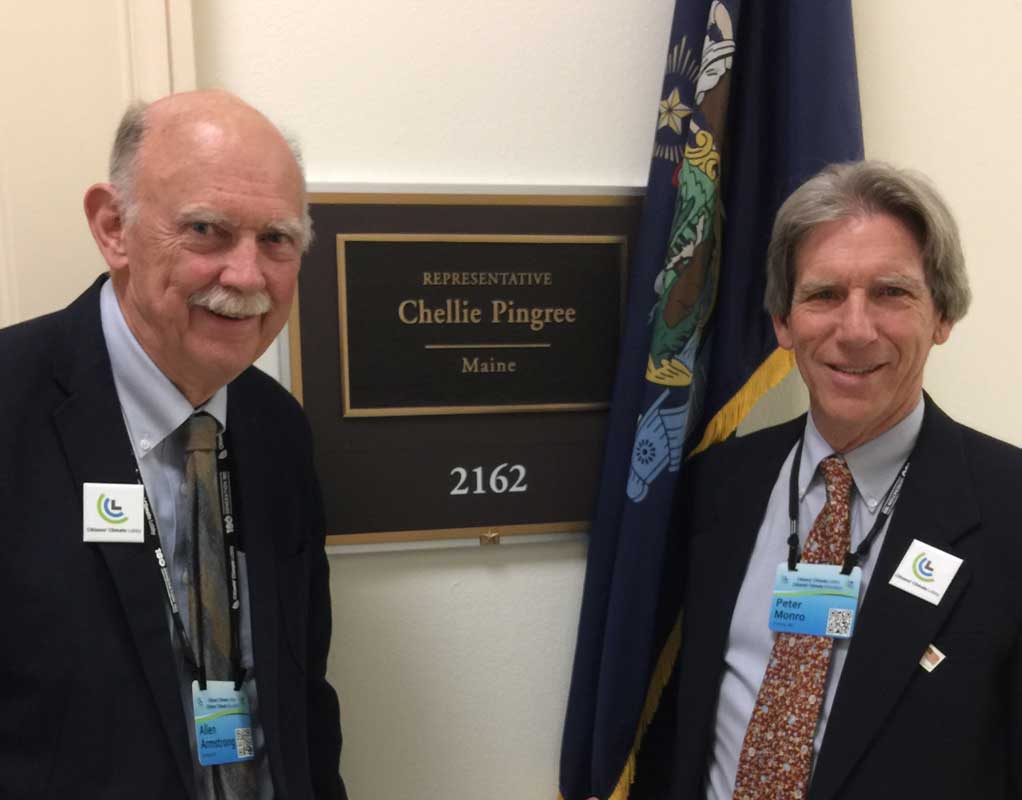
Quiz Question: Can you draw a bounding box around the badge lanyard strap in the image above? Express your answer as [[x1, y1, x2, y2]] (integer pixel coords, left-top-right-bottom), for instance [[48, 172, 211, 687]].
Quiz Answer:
[[786, 435, 911, 575], [139, 430, 245, 691]]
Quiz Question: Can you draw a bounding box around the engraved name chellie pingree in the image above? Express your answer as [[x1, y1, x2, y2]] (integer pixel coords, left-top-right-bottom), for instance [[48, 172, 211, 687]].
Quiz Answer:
[[398, 298, 576, 330], [397, 270, 580, 376]]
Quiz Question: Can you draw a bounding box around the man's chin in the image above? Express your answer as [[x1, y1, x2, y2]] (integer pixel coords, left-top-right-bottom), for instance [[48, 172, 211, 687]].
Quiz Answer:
[[186, 341, 264, 382]]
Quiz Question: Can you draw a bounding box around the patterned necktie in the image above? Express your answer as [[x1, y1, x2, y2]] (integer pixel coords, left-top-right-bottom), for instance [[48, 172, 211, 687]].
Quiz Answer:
[[183, 413, 257, 799], [732, 455, 853, 800]]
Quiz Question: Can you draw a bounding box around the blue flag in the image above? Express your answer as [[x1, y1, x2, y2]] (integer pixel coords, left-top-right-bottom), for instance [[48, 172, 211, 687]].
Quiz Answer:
[[558, 2, 863, 799]]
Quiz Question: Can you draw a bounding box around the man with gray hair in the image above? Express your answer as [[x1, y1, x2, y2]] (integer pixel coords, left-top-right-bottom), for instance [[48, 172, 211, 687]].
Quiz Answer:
[[0, 90, 346, 798], [669, 161, 1022, 799]]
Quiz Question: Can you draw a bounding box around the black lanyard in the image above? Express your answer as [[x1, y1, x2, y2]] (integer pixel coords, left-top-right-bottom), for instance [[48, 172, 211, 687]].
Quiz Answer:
[[139, 428, 245, 690], [787, 435, 910, 575]]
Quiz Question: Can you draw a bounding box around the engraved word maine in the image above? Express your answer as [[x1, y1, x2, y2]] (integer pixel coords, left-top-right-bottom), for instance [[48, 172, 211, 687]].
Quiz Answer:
[[338, 235, 624, 417]]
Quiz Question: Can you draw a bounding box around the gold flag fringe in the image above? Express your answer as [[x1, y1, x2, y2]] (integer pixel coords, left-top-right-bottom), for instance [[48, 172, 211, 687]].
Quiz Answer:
[[689, 347, 795, 458], [555, 615, 683, 800]]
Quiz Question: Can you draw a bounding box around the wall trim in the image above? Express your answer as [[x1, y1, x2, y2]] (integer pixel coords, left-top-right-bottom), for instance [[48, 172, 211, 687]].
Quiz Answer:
[[122, 0, 196, 100]]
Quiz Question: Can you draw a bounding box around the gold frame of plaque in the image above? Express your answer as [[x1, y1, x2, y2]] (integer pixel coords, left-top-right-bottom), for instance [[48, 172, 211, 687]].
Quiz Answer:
[[289, 190, 641, 545]]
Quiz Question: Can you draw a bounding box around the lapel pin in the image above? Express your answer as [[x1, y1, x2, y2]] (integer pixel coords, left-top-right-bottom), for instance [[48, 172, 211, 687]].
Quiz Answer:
[[919, 643, 946, 673]]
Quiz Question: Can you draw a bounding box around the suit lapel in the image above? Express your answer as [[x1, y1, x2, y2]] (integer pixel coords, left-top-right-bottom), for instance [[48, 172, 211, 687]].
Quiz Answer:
[[810, 399, 979, 799], [51, 279, 196, 798], [227, 389, 286, 794]]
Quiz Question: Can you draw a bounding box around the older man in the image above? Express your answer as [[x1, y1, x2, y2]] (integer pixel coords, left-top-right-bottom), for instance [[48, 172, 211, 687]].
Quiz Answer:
[[670, 161, 1022, 799], [0, 91, 346, 799]]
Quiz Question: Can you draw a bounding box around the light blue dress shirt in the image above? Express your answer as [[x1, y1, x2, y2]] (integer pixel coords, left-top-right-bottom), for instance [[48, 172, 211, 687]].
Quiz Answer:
[[99, 280, 273, 799], [705, 399, 924, 799]]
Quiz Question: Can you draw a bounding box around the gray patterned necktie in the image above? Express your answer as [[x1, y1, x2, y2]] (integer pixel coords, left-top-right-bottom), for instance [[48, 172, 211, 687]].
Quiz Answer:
[[183, 413, 258, 799]]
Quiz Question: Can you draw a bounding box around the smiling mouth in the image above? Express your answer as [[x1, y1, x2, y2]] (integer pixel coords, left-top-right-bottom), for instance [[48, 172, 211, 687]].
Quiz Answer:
[[206, 308, 256, 320], [829, 364, 882, 375]]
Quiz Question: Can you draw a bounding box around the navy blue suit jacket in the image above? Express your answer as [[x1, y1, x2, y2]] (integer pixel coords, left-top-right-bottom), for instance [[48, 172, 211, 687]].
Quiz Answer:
[[671, 398, 1022, 799], [0, 277, 346, 799]]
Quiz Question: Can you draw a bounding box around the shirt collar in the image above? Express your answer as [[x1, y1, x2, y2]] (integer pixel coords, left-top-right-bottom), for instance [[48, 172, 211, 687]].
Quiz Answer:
[[799, 397, 924, 514], [100, 279, 227, 460]]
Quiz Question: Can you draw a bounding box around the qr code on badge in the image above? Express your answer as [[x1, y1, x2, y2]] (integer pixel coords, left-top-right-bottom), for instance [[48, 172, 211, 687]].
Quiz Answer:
[[826, 608, 854, 637], [235, 727, 254, 759]]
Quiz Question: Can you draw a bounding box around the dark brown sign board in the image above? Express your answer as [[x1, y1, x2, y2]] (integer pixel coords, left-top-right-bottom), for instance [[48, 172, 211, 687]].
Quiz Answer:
[[290, 192, 642, 544]]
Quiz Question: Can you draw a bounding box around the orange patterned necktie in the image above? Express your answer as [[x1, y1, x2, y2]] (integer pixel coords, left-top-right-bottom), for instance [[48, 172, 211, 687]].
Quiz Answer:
[[732, 455, 853, 799]]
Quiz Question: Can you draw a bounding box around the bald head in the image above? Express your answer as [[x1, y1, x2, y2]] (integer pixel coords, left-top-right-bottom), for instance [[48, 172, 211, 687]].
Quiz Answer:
[[84, 90, 311, 405], [110, 91, 311, 249]]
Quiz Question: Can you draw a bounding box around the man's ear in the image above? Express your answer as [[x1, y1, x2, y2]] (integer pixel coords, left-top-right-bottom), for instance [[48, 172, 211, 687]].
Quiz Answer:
[[83, 183, 129, 272], [933, 316, 953, 346], [772, 313, 794, 350]]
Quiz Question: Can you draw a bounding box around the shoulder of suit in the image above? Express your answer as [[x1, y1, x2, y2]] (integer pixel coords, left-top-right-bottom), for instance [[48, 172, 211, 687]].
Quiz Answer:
[[947, 416, 1022, 493], [679, 415, 805, 515], [0, 307, 69, 407], [0, 307, 66, 367], [689, 414, 804, 473], [954, 420, 1022, 461], [230, 364, 309, 429]]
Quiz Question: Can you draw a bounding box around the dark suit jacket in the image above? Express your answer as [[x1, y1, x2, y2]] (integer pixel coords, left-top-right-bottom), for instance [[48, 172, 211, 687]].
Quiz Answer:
[[671, 398, 1022, 799], [0, 277, 346, 799]]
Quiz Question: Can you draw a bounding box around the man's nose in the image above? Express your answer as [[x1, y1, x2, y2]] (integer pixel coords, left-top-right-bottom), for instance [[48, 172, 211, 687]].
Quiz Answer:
[[836, 293, 877, 345], [218, 234, 266, 291]]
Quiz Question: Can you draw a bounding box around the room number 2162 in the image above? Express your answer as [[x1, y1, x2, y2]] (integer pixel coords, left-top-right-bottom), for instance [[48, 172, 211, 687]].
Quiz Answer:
[[449, 464, 528, 495]]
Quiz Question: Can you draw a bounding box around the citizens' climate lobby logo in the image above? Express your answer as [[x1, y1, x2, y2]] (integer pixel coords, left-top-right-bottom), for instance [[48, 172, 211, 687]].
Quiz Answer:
[[83, 482, 144, 543], [912, 552, 936, 583], [96, 493, 128, 525]]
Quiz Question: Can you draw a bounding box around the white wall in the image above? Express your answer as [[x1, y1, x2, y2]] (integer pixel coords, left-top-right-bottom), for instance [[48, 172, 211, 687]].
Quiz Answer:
[[191, 2, 1022, 798]]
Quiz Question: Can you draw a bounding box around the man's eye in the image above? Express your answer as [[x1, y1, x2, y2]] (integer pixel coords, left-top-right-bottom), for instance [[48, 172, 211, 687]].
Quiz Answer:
[[190, 222, 213, 236], [261, 230, 296, 248], [806, 289, 836, 301], [880, 286, 908, 298]]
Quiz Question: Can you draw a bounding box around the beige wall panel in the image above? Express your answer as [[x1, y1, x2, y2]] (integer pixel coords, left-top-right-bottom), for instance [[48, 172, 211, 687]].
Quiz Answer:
[[0, 3, 131, 325], [0, 1, 195, 327]]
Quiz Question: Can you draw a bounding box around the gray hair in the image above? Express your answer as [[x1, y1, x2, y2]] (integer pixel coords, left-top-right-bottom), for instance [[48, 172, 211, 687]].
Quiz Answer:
[[107, 100, 314, 251], [109, 101, 149, 226], [764, 161, 970, 322]]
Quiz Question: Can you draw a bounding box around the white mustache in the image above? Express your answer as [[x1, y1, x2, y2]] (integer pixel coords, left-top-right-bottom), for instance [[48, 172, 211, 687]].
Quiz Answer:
[[188, 285, 271, 319]]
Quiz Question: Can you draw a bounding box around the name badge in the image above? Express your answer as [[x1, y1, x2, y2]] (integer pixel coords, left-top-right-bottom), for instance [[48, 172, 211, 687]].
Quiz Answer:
[[769, 563, 863, 638], [82, 483, 144, 543], [191, 681, 255, 766], [889, 539, 962, 606]]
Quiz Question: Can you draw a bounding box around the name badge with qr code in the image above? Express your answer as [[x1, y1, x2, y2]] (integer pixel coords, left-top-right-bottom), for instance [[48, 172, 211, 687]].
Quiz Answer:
[[769, 563, 863, 639], [191, 681, 255, 766]]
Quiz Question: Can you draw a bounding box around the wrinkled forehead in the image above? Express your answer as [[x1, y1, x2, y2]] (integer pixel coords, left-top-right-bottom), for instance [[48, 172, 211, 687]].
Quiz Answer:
[[792, 214, 927, 281], [139, 121, 302, 210], [144, 94, 296, 169]]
